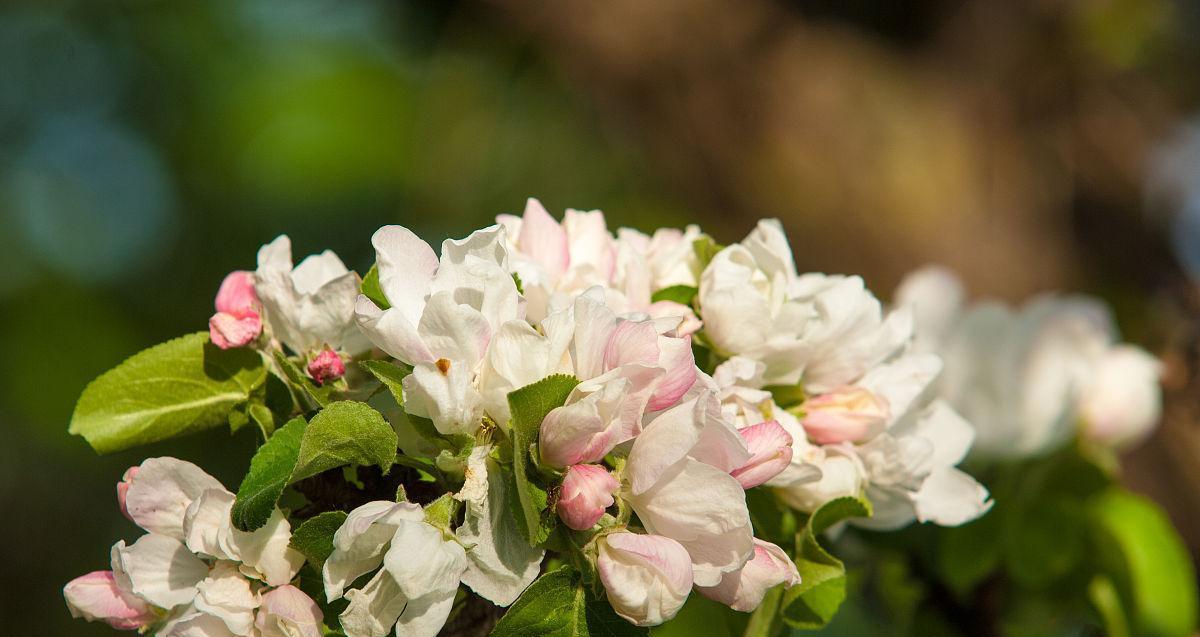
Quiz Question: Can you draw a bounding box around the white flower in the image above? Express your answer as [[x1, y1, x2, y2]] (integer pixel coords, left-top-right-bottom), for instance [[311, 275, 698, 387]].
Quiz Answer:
[[597, 532, 694, 626], [255, 235, 365, 354], [479, 287, 696, 463], [1079, 345, 1162, 449], [897, 267, 1163, 457], [454, 446, 544, 606], [325, 501, 468, 637], [696, 539, 800, 612], [355, 224, 522, 435], [496, 198, 617, 323], [255, 585, 324, 637], [624, 392, 755, 586], [698, 220, 910, 387]]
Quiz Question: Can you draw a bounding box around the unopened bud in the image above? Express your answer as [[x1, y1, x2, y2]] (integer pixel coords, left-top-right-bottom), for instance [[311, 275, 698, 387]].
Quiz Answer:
[[307, 348, 345, 386], [802, 386, 889, 445], [730, 420, 793, 489], [557, 464, 618, 530]]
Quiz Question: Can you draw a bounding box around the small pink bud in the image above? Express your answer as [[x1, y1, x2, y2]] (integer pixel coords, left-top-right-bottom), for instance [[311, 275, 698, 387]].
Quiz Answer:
[[730, 420, 793, 489], [215, 270, 259, 316], [557, 464, 619, 530], [802, 386, 890, 445], [63, 570, 156, 630], [116, 466, 139, 522], [307, 348, 345, 386], [209, 270, 263, 349], [209, 311, 262, 349]]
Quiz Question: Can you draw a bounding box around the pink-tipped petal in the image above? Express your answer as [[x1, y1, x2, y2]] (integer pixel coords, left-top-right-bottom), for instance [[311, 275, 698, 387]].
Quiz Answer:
[[598, 533, 694, 626], [697, 539, 800, 612], [557, 464, 619, 530], [64, 571, 156, 630], [802, 386, 890, 445], [117, 466, 139, 522], [256, 584, 324, 637], [306, 348, 346, 386], [647, 336, 697, 412], [209, 311, 262, 349], [518, 198, 570, 278], [214, 270, 259, 316], [603, 319, 661, 370], [730, 420, 794, 489], [647, 301, 702, 337]]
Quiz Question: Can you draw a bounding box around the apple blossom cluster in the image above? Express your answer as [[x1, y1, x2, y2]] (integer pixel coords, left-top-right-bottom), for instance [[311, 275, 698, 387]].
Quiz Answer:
[[895, 266, 1163, 458], [67, 199, 1010, 636]]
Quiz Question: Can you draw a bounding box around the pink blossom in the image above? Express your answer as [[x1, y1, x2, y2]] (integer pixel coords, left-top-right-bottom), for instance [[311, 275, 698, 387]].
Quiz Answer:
[[557, 464, 619, 530], [209, 270, 262, 349], [729, 420, 794, 488], [307, 348, 345, 386]]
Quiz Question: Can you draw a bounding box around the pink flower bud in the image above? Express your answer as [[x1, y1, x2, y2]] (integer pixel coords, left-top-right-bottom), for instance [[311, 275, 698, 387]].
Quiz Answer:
[[802, 386, 890, 445], [209, 270, 263, 350], [116, 466, 139, 522], [215, 270, 259, 316], [697, 539, 800, 612], [729, 420, 793, 489], [557, 464, 619, 530], [307, 348, 345, 386], [63, 570, 156, 630], [209, 311, 263, 349], [597, 532, 693, 626]]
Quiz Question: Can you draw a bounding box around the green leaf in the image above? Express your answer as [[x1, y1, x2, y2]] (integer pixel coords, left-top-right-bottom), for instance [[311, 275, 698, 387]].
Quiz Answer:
[[361, 263, 391, 310], [692, 235, 724, 270], [1089, 488, 1198, 637], [490, 567, 646, 637], [69, 332, 266, 453], [512, 272, 525, 295], [1089, 575, 1131, 637], [423, 493, 461, 534], [231, 416, 308, 531], [650, 285, 698, 306], [358, 359, 413, 405], [763, 384, 806, 409], [289, 511, 349, 569], [1003, 493, 1085, 588], [292, 401, 398, 483], [781, 495, 871, 630], [506, 374, 579, 545], [651, 594, 747, 637], [274, 351, 334, 408], [745, 489, 797, 551]]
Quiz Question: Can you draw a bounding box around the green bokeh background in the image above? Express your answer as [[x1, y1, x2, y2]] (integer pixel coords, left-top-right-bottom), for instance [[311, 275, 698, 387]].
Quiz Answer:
[[3, 0, 1199, 633]]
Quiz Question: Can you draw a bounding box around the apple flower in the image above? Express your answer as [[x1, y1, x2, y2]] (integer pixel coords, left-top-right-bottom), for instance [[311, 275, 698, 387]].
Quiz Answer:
[[698, 219, 911, 387], [255, 585, 324, 637], [557, 464, 619, 530], [479, 287, 696, 465], [64, 458, 309, 634], [896, 266, 1163, 457], [597, 532, 694, 626], [209, 270, 263, 349], [697, 538, 801, 612], [496, 198, 618, 323], [624, 392, 755, 586], [354, 224, 522, 435], [255, 235, 366, 355], [324, 501, 468, 637]]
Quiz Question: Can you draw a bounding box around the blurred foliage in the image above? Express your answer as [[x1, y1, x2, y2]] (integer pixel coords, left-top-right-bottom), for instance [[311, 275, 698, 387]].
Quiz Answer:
[[4, 0, 1200, 634]]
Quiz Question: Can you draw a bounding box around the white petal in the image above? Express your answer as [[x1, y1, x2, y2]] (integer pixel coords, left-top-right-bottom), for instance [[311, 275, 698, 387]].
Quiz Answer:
[[456, 456, 544, 606], [857, 353, 942, 428], [292, 250, 350, 295], [630, 459, 754, 587], [355, 296, 433, 365], [192, 561, 260, 636], [113, 534, 208, 609], [159, 608, 239, 637], [340, 570, 407, 637], [125, 457, 225, 540], [893, 265, 965, 354], [372, 225, 437, 321], [324, 501, 423, 601], [256, 584, 323, 637], [417, 291, 491, 365], [597, 532, 693, 626], [516, 198, 569, 278], [403, 361, 484, 435], [63, 570, 155, 629], [183, 488, 240, 562], [913, 467, 992, 527], [394, 587, 458, 637], [230, 508, 305, 587], [382, 520, 467, 602]]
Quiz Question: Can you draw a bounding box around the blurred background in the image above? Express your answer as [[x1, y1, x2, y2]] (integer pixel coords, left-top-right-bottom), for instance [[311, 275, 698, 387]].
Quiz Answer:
[[4, 0, 1200, 632]]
